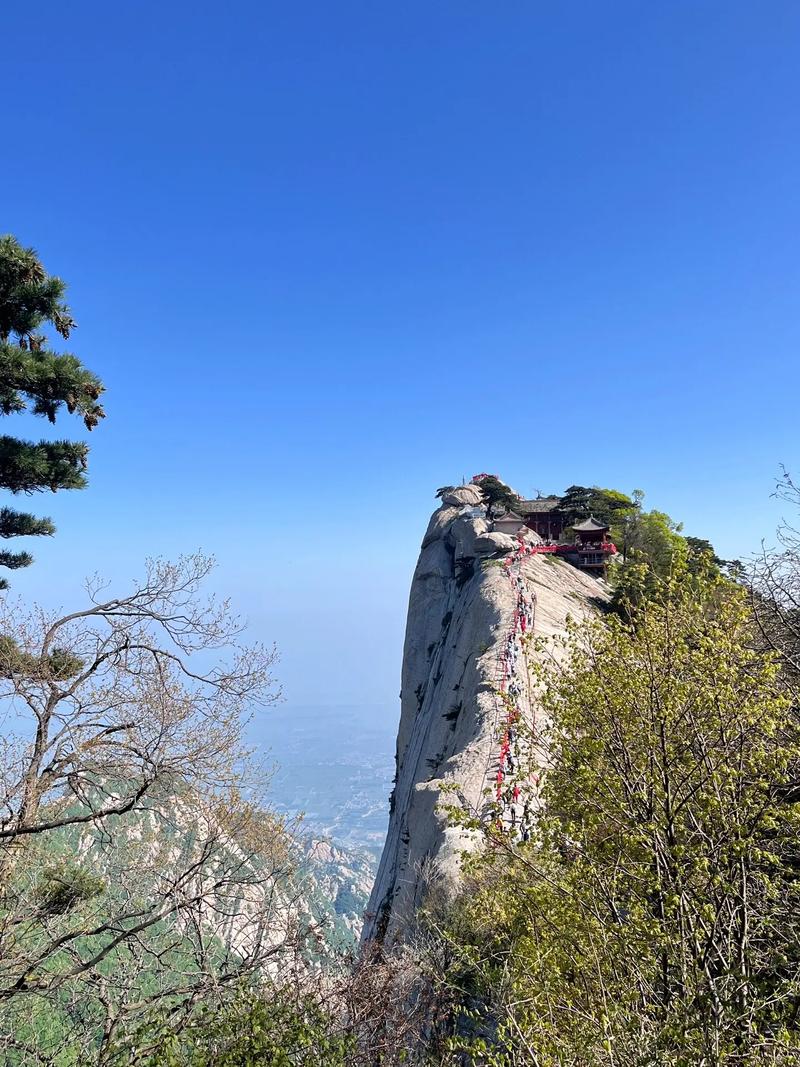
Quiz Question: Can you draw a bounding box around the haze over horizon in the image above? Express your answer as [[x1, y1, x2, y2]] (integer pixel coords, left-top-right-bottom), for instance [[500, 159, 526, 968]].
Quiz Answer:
[[3, 1, 798, 706]]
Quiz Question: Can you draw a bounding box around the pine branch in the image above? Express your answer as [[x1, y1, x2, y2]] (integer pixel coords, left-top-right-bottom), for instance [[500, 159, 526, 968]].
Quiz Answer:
[[0, 343, 105, 430], [0, 436, 88, 493], [0, 235, 72, 340], [0, 549, 33, 570], [0, 506, 54, 538]]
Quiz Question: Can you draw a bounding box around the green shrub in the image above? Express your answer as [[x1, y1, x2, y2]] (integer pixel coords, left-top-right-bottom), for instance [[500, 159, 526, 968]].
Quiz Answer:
[[137, 986, 353, 1067], [37, 862, 106, 915]]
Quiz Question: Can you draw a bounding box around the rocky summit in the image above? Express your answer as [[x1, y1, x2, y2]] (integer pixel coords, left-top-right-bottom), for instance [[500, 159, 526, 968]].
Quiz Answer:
[[362, 481, 610, 944]]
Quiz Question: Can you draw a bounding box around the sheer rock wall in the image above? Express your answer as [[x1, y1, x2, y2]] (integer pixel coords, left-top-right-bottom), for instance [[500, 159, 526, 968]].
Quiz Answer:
[[362, 489, 610, 944]]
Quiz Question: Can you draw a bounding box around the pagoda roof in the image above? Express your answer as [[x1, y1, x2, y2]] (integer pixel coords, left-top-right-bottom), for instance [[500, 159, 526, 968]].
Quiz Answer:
[[572, 515, 609, 532], [518, 496, 561, 514], [494, 510, 525, 522]]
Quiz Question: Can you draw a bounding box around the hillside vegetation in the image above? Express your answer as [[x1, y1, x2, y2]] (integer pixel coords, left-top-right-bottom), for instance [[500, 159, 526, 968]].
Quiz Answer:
[[398, 480, 800, 1066]]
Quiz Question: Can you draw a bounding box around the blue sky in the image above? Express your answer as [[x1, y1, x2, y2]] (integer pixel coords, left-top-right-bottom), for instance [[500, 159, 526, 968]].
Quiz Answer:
[[2, 2, 799, 707]]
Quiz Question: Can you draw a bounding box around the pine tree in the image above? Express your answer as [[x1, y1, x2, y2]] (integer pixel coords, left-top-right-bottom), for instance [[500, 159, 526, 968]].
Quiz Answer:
[[471, 475, 521, 514], [0, 235, 104, 587]]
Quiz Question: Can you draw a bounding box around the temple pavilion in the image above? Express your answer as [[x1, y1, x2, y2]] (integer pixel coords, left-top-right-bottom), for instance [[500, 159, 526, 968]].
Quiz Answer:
[[571, 516, 614, 573]]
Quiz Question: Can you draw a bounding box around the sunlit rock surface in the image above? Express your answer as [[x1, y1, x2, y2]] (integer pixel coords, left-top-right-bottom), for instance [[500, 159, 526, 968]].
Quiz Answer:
[[363, 490, 610, 944]]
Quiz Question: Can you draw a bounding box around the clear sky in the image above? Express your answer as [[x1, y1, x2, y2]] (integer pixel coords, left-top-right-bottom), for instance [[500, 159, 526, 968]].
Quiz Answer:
[[2, 2, 799, 707]]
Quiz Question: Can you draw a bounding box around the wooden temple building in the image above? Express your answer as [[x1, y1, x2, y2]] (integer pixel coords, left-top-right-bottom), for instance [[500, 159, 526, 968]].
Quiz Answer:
[[491, 496, 618, 576], [516, 496, 564, 540], [570, 515, 614, 573]]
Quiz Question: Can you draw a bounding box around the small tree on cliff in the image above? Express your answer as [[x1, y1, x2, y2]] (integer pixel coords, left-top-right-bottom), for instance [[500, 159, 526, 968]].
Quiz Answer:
[[471, 475, 520, 515], [0, 236, 105, 587]]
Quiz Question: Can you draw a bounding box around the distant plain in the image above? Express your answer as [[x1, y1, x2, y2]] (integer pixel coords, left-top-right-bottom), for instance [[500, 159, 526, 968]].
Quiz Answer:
[[249, 704, 397, 864]]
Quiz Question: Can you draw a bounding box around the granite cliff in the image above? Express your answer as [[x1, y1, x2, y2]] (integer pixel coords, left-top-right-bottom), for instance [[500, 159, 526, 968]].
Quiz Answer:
[[363, 483, 610, 944]]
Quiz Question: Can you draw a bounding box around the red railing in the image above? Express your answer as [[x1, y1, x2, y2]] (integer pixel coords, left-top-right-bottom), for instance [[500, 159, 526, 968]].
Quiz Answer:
[[525, 541, 618, 556]]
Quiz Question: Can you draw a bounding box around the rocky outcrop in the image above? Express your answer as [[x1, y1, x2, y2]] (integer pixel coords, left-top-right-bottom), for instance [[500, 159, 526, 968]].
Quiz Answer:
[[440, 484, 484, 507], [362, 488, 610, 945]]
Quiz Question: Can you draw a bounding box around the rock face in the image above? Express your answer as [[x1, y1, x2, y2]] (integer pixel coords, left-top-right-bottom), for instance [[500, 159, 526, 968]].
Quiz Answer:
[[440, 484, 484, 507], [362, 490, 610, 944]]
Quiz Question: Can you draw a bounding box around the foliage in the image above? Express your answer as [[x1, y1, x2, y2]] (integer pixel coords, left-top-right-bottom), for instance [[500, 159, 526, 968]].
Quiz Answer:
[[442, 563, 800, 1065], [0, 555, 292, 1065], [616, 503, 682, 562], [554, 485, 709, 611], [685, 535, 723, 567], [35, 860, 106, 916], [604, 493, 731, 615], [0, 235, 105, 586], [751, 469, 800, 686], [558, 484, 639, 530], [0, 632, 83, 679], [137, 985, 353, 1067], [471, 475, 521, 515], [611, 507, 687, 612]]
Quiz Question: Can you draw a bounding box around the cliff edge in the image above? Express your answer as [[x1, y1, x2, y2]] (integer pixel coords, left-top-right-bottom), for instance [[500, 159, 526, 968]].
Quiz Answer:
[[363, 484, 610, 944]]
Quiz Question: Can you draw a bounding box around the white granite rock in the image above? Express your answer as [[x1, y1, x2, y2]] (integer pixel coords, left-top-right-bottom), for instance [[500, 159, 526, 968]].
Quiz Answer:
[[448, 514, 489, 561], [362, 491, 610, 945], [473, 531, 519, 555], [421, 505, 461, 549], [441, 484, 484, 507]]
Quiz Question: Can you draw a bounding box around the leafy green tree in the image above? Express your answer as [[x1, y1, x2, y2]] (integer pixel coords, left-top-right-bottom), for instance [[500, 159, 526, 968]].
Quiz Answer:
[[684, 535, 721, 564], [444, 564, 800, 1065], [610, 499, 695, 613], [616, 504, 683, 567], [0, 235, 104, 587]]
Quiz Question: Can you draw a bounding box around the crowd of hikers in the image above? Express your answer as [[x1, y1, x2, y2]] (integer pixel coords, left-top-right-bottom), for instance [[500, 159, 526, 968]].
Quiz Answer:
[[487, 535, 539, 838]]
